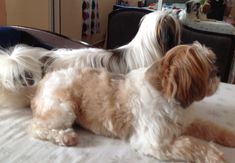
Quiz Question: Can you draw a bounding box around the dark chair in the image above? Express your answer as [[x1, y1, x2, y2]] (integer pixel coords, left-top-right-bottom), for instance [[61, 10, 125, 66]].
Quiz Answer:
[[181, 25, 235, 83], [106, 6, 151, 49], [106, 7, 235, 82]]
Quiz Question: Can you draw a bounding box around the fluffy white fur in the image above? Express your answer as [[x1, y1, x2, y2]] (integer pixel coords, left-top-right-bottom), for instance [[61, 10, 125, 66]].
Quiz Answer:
[[29, 42, 235, 162], [0, 45, 49, 107], [0, 11, 181, 108]]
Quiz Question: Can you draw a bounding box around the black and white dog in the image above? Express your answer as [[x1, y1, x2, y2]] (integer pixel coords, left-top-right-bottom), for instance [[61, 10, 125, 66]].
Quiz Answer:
[[0, 11, 181, 108]]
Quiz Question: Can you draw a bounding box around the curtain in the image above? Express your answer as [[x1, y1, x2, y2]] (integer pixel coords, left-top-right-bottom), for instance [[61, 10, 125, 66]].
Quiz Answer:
[[82, 0, 100, 36], [0, 0, 6, 25]]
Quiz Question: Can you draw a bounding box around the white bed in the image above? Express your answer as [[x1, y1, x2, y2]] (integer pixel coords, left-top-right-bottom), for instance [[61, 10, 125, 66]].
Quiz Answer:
[[0, 83, 235, 163]]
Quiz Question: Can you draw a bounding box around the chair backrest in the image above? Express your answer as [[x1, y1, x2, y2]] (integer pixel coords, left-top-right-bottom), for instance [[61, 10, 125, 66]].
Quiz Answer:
[[106, 6, 235, 82], [181, 25, 235, 82], [0, 26, 52, 49], [0, 26, 87, 49], [106, 6, 151, 49]]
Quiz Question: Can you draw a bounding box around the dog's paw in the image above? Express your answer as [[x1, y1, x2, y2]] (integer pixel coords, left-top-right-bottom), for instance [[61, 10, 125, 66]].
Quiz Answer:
[[56, 128, 78, 146], [62, 130, 78, 146]]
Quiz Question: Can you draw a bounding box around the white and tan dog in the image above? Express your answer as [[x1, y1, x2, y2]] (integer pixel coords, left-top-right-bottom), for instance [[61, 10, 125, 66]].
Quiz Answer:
[[0, 11, 181, 108], [29, 42, 235, 162]]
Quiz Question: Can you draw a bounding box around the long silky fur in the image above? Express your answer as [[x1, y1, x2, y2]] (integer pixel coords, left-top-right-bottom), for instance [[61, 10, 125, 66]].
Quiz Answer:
[[0, 11, 181, 108], [47, 11, 181, 74]]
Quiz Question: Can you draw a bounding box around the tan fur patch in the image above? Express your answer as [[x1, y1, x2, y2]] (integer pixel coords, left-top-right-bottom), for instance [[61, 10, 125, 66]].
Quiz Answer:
[[71, 69, 133, 138], [184, 119, 235, 147], [37, 68, 133, 139]]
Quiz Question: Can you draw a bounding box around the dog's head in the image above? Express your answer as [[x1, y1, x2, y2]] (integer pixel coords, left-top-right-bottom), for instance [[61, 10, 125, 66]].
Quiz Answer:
[[183, 0, 209, 20], [135, 11, 181, 59], [156, 13, 181, 55], [146, 42, 220, 108], [186, 0, 201, 14]]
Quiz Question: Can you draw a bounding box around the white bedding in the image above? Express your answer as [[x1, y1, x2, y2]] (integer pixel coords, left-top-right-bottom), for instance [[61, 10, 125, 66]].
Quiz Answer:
[[0, 83, 235, 163]]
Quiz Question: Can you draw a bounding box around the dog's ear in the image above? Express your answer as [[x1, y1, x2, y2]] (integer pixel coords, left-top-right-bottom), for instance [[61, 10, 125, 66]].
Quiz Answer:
[[145, 53, 179, 101], [186, 0, 193, 13], [156, 15, 181, 55], [160, 45, 210, 108]]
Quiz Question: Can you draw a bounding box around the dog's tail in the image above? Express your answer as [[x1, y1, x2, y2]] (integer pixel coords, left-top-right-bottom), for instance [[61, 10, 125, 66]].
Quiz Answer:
[[0, 45, 48, 91]]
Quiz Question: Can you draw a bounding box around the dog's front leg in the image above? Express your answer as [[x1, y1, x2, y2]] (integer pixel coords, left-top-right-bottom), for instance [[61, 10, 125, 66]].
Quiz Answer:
[[164, 136, 225, 162], [130, 130, 225, 162], [184, 119, 235, 147], [29, 100, 78, 146], [133, 135, 225, 162]]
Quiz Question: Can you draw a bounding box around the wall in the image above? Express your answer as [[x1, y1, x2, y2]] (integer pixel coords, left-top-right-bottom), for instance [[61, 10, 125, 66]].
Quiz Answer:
[[54, 0, 116, 43], [5, 0, 51, 30], [0, 0, 7, 25], [4, 0, 118, 43], [128, 0, 138, 6], [60, 0, 82, 41]]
